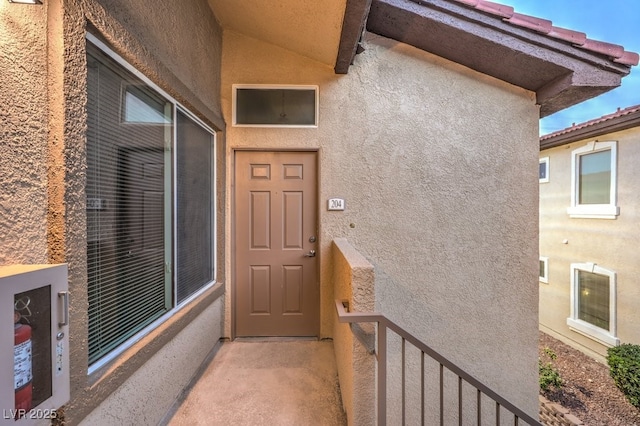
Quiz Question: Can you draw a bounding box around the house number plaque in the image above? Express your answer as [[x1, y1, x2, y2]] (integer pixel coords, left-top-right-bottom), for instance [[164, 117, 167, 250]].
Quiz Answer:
[[327, 198, 345, 211]]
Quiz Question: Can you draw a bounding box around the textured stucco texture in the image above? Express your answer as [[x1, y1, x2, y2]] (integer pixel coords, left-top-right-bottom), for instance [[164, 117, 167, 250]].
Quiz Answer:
[[540, 126, 640, 361], [0, 2, 49, 265], [79, 300, 223, 426], [222, 29, 540, 417], [1, 0, 225, 424], [4, 0, 542, 421], [332, 238, 376, 426]]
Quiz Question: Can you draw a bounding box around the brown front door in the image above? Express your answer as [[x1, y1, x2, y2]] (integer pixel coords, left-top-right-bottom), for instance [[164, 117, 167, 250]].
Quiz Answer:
[[234, 151, 319, 336]]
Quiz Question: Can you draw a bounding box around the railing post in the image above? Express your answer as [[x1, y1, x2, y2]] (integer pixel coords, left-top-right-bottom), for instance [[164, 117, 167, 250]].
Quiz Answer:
[[334, 299, 542, 426], [377, 321, 386, 426]]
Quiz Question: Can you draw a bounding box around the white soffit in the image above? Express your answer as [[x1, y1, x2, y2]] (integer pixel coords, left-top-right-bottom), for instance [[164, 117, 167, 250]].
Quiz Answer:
[[207, 0, 347, 67]]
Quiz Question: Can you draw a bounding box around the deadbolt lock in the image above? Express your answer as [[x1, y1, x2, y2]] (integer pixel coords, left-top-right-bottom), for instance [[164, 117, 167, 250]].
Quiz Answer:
[[309, 236, 317, 243]]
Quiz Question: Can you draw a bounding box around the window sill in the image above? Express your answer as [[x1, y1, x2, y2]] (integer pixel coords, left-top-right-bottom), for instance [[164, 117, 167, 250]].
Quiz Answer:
[[88, 281, 224, 383], [567, 205, 619, 219], [567, 317, 619, 347]]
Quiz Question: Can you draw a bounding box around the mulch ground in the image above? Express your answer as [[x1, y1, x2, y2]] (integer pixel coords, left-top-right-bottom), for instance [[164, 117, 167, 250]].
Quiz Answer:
[[539, 331, 640, 426]]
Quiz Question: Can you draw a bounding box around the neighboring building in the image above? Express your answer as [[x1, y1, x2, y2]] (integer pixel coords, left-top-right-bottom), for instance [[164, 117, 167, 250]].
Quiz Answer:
[[1, 0, 637, 424], [539, 105, 640, 361]]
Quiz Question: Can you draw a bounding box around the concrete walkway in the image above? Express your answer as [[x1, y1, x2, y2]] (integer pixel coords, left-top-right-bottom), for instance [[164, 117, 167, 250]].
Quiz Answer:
[[167, 339, 347, 426]]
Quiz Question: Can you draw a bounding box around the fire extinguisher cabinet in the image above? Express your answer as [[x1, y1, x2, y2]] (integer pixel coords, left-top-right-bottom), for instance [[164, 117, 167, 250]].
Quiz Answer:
[[0, 265, 69, 426]]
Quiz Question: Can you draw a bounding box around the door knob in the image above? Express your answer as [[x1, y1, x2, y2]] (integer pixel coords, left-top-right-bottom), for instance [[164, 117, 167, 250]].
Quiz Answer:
[[304, 249, 316, 258]]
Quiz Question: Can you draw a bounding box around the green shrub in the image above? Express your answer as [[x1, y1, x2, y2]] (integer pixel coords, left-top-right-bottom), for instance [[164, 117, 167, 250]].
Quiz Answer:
[[607, 344, 640, 408], [539, 347, 562, 391]]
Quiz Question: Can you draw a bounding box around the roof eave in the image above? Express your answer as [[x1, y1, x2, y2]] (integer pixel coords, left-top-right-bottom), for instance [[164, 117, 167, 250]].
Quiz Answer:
[[540, 110, 640, 150], [356, 0, 633, 117], [335, 0, 373, 74]]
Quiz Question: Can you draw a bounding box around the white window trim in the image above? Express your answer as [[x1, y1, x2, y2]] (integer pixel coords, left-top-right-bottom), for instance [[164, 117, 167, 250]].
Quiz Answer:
[[539, 156, 549, 183], [539, 256, 549, 283], [232, 84, 319, 128], [567, 262, 619, 347], [86, 33, 217, 374], [567, 141, 619, 219]]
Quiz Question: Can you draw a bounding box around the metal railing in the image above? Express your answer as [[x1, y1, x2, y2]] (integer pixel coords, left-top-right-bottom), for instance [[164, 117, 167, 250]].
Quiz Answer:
[[335, 299, 542, 426]]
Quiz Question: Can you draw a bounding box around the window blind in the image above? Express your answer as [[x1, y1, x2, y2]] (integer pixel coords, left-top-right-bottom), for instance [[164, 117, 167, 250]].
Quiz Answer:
[[578, 270, 610, 330], [86, 44, 172, 364], [176, 110, 214, 303], [86, 39, 216, 366]]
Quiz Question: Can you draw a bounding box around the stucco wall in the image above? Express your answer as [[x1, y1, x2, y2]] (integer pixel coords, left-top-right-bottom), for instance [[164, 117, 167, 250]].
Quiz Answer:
[[540, 127, 640, 360], [222, 30, 540, 417], [79, 298, 223, 426], [332, 238, 376, 426], [0, 2, 49, 265], [1, 0, 224, 424]]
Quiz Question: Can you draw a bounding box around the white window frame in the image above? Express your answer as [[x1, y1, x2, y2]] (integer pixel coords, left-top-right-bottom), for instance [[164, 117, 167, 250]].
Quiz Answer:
[[567, 141, 618, 219], [567, 262, 618, 347], [539, 256, 549, 283], [539, 156, 549, 183], [86, 33, 217, 373], [232, 84, 319, 128]]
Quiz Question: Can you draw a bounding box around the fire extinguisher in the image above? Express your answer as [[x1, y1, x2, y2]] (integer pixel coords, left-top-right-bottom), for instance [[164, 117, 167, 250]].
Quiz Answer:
[[14, 310, 33, 416]]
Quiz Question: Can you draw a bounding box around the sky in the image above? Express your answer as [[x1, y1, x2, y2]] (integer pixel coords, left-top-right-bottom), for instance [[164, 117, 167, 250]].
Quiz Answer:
[[497, 0, 640, 136]]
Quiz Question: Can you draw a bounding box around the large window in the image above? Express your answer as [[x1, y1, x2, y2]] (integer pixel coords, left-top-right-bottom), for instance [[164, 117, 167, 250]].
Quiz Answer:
[[567, 141, 618, 219], [567, 263, 618, 346], [86, 35, 216, 369]]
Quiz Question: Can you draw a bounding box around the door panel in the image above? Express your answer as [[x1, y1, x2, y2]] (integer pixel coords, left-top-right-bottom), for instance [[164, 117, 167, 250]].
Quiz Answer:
[[235, 151, 318, 336], [250, 266, 271, 314], [283, 191, 303, 248], [250, 192, 271, 249]]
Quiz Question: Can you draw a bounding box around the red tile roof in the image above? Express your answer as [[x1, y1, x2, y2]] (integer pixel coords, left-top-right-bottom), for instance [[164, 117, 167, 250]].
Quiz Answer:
[[540, 104, 640, 141], [451, 0, 639, 66]]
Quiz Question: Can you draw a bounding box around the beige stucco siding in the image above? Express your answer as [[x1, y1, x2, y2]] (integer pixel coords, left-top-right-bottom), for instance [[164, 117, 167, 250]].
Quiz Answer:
[[0, 3, 49, 265], [540, 127, 640, 360], [1, 0, 225, 423], [222, 30, 540, 416], [79, 298, 223, 426]]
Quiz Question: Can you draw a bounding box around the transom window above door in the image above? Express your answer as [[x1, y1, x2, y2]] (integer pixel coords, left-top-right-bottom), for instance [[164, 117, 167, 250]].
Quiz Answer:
[[232, 85, 319, 127]]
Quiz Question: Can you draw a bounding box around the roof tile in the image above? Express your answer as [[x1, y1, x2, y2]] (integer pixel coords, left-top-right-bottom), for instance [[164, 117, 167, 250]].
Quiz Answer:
[[578, 39, 625, 59], [541, 104, 640, 141], [453, 0, 479, 6], [546, 27, 587, 45], [505, 13, 552, 34], [614, 51, 640, 66], [449, 0, 637, 67], [474, 1, 513, 18]]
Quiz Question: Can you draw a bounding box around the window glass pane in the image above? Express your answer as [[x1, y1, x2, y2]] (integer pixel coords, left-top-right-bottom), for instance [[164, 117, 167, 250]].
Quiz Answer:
[[539, 162, 547, 180], [579, 150, 611, 204], [578, 270, 609, 330], [123, 86, 172, 124], [539, 260, 545, 278], [177, 110, 214, 302], [236, 88, 316, 125], [86, 43, 172, 365]]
